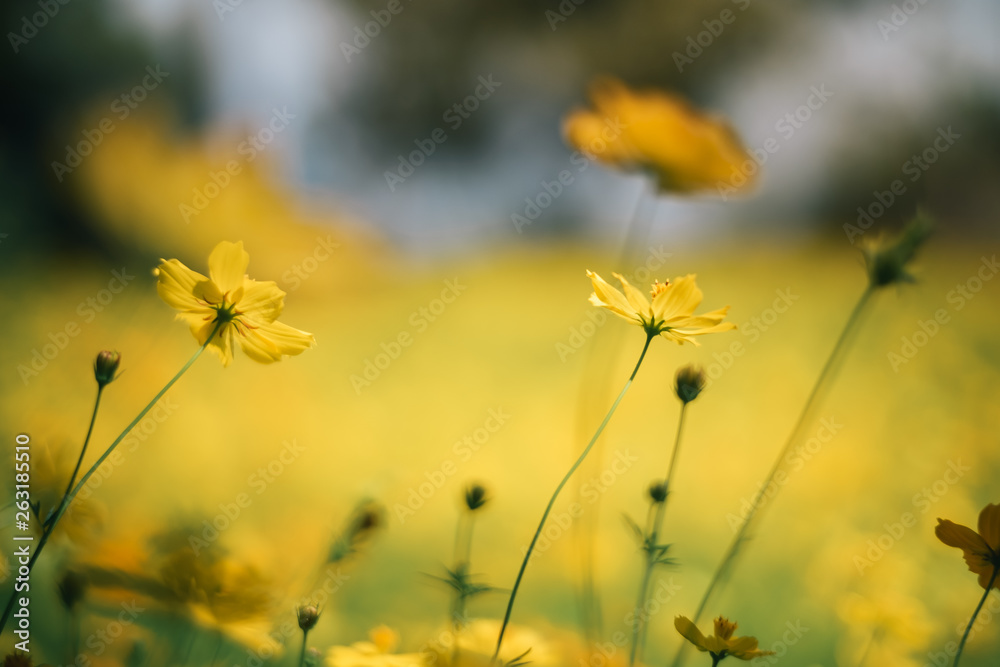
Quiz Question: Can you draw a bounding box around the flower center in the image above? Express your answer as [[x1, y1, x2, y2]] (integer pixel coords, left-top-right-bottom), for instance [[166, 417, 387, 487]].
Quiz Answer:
[[650, 279, 670, 299], [213, 300, 238, 325]]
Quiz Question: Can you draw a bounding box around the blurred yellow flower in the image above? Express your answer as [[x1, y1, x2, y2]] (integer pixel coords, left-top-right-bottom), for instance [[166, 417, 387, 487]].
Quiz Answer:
[[429, 619, 559, 667], [674, 616, 774, 664], [156, 240, 315, 366], [936, 503, 1000, 589], [588, 271, 735, 344], [327, 626, 425, 667], [563, 78, 753, 194]]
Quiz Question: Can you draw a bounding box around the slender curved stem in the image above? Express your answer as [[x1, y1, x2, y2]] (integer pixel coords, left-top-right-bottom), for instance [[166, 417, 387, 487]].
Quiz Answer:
[[954, 566, 999, 667], [493, 333, 654, 664], [629, 402, 688, 667], [0, 326, 220, 635], [61, 386, 104, 511], [671, 286, 874, 667], [575, 177, 654, 644]]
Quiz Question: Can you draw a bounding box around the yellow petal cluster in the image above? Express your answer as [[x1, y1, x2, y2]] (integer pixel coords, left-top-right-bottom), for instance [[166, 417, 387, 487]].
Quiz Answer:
[[156, 240, 315, 366], [588, 271, 735, 344], [936, 503, 1000, 589], [563, 78, 753, 194], [675, 616, 774, 662]]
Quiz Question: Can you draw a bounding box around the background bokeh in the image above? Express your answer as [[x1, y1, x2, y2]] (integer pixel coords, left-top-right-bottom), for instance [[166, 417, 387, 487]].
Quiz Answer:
[[1, 1, 999, 666]]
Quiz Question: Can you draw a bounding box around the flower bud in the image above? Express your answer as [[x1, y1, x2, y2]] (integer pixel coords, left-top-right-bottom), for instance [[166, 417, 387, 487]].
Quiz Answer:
[[648, 481, 668, 504], [464, 483, 490, 511], [297, 605, 321, 631], [862, 212, 933, 288], [93, 350, 121, 388], [57, 570, 88, 610], [675, 364, 706, 404]]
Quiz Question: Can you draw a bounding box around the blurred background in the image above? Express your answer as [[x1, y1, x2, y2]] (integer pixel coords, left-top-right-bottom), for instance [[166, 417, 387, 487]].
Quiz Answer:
[[1, 0, 999, 666]]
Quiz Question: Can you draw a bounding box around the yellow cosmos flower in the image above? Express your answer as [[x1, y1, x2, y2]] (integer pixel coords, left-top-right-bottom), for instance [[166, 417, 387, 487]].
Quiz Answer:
[[327, 626, 425, 667], [563, 78, 753, 194], [936, 503, 1000, 589], [156, 240, 315, 366], [588, 271, 735, 344], [675, 616, 774, 665]]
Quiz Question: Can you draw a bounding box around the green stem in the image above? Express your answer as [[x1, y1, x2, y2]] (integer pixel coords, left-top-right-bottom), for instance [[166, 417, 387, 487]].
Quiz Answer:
[[493, 333, 654, 664], [629, 402, 688, 667], [0, 325, 220, 636], [60, 386, 104, 513], [954, 566, 999, 667], [670, 286, 874, 667], [300, 629, 310, 667], [576, 177, 653, 646]]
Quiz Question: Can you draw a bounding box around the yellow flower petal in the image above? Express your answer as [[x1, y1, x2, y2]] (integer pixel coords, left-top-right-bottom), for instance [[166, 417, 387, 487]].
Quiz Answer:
[[238, 319, 316, 363], [239, 279, 286, 324], [564, 78, 754, 195], [727, 636, 773, 660], [587, 270, 640, 324], [612, 272, 651, 316], [205, 325, 236, 367], [156, 259, 210, 312], [653, 274, 704, 322], [978, 503, 1000, 552], [208, 240, 250, 296], [936, 519, 989, 554], [674, 616, 710, 652]]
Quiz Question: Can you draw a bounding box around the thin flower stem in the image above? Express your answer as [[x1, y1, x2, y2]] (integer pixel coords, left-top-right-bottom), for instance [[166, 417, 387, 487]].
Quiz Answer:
[[671, 286, 875, 667], [493, 333, 654, 664], [576, 177, 654, 644], [629, 402, 688, 667], [0, 387, 102, 633], [0, 326, 220, 635], [299, 630, 310, 667], [60, 386, 105, 514], [954, 566, 999, 667]]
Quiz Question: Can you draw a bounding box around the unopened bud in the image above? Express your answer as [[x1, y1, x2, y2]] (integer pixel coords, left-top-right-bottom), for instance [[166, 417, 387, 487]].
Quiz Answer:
[[464, 483, 490, 511], [297, 605, 321, 631], [675, 364, 706, 404], [93, 350, 121, 388], [648, 481, 668, 504]]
